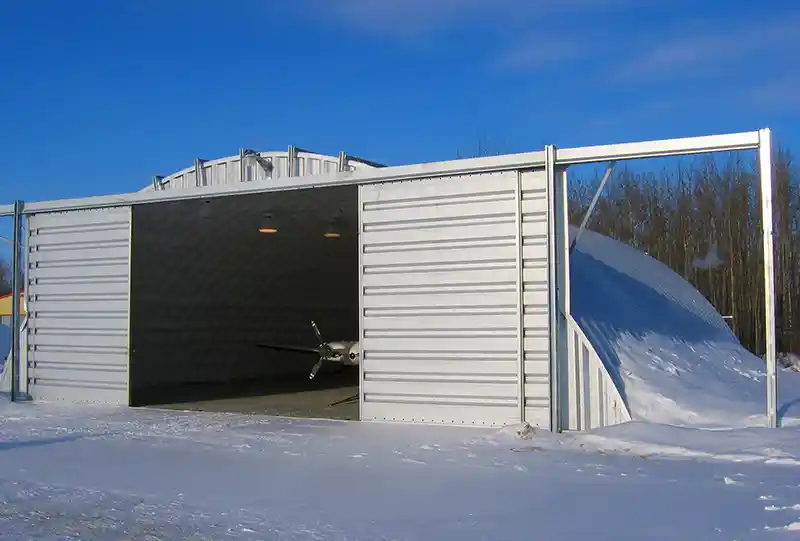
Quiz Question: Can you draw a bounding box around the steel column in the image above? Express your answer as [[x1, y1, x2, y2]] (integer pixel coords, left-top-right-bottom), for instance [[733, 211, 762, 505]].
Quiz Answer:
[[9, 200, 22, 402], [759, 128, 778, 428], [514, 171, 525, 423], [545, 145, 561, 432]]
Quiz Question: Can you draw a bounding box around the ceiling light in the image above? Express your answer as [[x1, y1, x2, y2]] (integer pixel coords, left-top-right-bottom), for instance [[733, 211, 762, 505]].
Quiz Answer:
[[259, 213, 277, 233], [324, 210, 343, 238]]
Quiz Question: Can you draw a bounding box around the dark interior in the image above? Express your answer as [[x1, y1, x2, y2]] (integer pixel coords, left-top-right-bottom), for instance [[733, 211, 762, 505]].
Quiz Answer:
[[128, 185, 360, 419]]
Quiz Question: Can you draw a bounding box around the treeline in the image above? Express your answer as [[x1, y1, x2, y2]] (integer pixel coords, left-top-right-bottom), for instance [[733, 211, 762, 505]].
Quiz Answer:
[[567, 148, 799, 357]]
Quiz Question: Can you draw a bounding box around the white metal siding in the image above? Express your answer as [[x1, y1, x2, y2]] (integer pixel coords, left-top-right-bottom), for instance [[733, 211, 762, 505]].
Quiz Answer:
[[520, 170, 553, 428], [359, 170, 552, 427], [26, 207, 131, 405], [145, 151, 376, 193], [564, 315, 631, 430]]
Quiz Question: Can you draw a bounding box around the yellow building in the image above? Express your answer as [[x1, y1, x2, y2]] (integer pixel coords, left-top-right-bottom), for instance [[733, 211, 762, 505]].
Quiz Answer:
[[0, 292, 25, 318]]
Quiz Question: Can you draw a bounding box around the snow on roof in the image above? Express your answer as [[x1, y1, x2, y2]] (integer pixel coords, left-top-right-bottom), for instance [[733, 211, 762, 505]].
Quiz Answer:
[[570, 226, 800, 427]]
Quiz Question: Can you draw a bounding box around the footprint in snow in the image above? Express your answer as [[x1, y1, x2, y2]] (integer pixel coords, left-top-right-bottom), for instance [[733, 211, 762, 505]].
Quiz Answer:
[[765, 504, 800, 511]]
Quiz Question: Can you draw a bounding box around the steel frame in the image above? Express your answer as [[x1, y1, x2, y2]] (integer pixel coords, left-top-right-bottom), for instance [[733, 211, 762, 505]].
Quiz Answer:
[[0, 128, 778, 428], [8, 200, 22, 401]]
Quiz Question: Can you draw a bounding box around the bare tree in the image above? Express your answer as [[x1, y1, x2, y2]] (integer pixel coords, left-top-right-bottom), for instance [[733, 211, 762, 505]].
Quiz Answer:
[[568, 147, 800, 358], [458, 136, 799, 357]]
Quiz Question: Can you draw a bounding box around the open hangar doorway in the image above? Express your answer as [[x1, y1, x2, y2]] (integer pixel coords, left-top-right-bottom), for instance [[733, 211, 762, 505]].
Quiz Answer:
[[127, 184, 361, 420]]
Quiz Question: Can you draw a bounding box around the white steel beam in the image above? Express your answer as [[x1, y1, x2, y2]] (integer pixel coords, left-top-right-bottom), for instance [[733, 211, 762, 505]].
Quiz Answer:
[[19, 149, 549, 214], [556, 131, 760, 165], [12, 130, 763, 216], [0, 204, 14, 217], [545, 144, 561, 433], [759, 127, 778, 428], [9, 200, 22, 401], [514, 171, 525, 424], [570, 161, 616, 252]]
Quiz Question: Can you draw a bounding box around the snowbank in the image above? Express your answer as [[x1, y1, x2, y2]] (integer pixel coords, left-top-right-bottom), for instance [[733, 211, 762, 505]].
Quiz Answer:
[[569, 226, 800, 427], [2, 402, 799, 538]]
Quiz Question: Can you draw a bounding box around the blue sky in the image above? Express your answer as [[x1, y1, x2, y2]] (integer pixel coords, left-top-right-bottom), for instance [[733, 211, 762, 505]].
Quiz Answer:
[[1, 0, 799, 210]]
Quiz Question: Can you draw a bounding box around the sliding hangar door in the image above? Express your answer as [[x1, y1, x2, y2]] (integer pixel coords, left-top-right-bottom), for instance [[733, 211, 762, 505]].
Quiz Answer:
[[25, 207, 132, 405], [358, 169, 557, 428], [22, 167, 561, 428]]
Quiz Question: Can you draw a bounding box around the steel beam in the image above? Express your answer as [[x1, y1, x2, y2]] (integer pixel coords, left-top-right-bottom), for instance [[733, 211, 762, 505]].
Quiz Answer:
[[17, 149, 550, 214], [514, 171, 525, 424], [555, 131, 760, 165], [10, 130, 762, 216], [287, 145, 298, 177], [9, 200, 22, 402], [194, 158, 207, 187], [759, 128, 778, 428], [545, 145, 561, 433], [570, 161, 616, 252]]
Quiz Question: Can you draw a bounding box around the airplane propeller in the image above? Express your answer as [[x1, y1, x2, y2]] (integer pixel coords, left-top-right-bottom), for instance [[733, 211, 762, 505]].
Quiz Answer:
[[255, 320, 343, 379]]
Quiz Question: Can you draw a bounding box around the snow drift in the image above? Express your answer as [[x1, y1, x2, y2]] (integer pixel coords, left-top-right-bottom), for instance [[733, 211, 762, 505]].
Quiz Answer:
[[569, 226, 800, 427]]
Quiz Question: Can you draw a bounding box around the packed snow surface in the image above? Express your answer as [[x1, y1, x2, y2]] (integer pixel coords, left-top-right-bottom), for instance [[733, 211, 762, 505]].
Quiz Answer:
[[570, 226, 800, 427], [0, 227, 799, 537], [1, 402, 800, 539]]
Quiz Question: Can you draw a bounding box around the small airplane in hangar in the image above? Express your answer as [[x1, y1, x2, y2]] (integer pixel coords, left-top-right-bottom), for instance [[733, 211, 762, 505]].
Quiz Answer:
[[255, 320, 360, 380]]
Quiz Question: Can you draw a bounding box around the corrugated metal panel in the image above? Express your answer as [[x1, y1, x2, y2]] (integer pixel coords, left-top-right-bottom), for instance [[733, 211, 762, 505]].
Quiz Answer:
[[359, 171, 552, 427], [26, 206, 131, 405], [564, 314, 631, 430], [520, 169, 552, 428], [144, 151, 376, 193]]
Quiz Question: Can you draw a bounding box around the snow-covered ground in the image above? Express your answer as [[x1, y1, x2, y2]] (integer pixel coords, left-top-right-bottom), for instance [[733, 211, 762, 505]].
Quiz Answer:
[[0, 401, 799, 539], [570, 227, 800, 427], [1, 228, 799, 538]]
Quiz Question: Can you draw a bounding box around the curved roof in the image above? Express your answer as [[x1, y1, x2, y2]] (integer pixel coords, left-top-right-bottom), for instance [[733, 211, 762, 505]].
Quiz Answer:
[[570, 225, 800, 426], [141, 147, 383, 193]]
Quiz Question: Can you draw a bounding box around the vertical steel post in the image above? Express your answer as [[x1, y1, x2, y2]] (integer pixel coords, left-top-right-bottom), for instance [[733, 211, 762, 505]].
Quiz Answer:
[[287, 146, 298, 177], [194, 158, 205, 187], [558, 167, 571, 431], [514, 171, 525, 424], [759, 128, 778, 428], [545, 145, 561, 432], [9, 200, 22, 402]]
